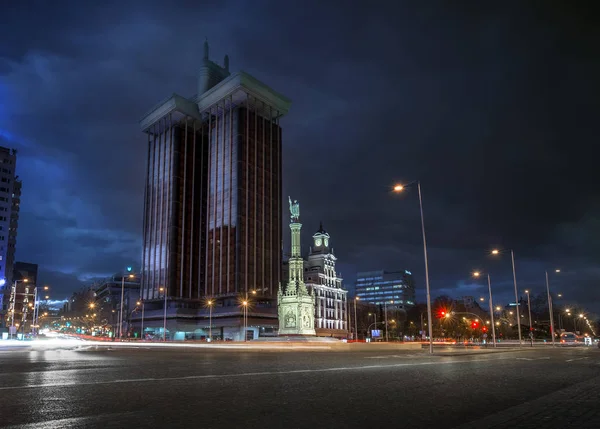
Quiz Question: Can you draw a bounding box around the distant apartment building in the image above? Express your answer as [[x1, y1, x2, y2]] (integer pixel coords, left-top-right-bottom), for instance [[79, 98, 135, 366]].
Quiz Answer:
[[355, 270, 416, 309], [0, 147, 21, 329]]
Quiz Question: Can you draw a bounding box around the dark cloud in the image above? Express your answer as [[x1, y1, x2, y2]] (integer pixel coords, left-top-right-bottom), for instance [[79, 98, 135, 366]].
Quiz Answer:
[[1, 1, 599, 318]]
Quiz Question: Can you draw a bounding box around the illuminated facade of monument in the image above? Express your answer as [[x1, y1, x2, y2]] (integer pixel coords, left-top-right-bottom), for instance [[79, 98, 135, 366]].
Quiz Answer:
[[277, 197, 316, 336]]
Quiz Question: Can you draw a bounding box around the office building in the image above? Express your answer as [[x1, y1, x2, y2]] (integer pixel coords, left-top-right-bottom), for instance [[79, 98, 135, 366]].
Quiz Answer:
[[137, 41, 290, 340], [304, 223, 348, 337], [0, 147, 21, 329], [355, 270, 416, 309]]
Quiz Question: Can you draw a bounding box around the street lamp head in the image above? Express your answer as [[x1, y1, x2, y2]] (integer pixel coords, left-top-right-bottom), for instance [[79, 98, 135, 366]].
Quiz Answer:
[[445, 313, 451, 318], [24, 279, 28, 283], [355, 296, 360, 301], [129, 274, 135, 278], [479, 297, 485, 302], [393, 184, 404, 192], [136, 301, 141, 306], [525, 289, 529, 294], [555, 269, 561, 273], [557, 293, 562, 297], [491, 249, 500, 255], [495, 306, 501, 311], [242, 301, 248, 306], [252, 290, 257, 294], [43, 286, 49, 290], [207, 300, 213, 306], [579, 314, 584, 318], [473, 271, 481, 277]]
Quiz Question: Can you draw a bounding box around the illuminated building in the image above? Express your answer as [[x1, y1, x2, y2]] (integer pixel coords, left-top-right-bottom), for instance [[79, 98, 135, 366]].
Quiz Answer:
[[0, 146, 21, 329], [137, 41, 290, 340], [355, 270, 416, 309], [304, 223, 348, 337]]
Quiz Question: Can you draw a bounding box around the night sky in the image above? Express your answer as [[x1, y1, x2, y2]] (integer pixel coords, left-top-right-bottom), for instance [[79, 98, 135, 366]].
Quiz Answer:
[[1, 1, 599, 316]]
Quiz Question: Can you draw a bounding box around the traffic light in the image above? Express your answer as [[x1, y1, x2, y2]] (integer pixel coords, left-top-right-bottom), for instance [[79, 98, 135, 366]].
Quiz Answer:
[[482, 326, 488, 333], [471, 321, 479, 329], [437, 310, 446, 319]]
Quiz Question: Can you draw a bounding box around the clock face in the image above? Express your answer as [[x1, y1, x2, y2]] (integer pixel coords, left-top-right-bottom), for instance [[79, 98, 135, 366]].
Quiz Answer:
[[315, 238, 322, 246], [324, 238, 329, 247]]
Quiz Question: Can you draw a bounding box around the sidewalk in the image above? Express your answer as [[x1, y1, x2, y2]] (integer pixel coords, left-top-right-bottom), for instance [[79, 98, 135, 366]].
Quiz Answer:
[[458, 376, 600, 429]]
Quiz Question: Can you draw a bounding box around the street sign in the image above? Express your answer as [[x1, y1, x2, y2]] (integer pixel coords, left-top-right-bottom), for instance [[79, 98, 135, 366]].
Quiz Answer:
[[483, 333, 488, 338], [372, 329, 381, 338]]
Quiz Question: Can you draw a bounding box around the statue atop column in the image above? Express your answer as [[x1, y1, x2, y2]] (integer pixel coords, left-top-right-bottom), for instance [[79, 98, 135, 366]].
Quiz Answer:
[[278, 196, 315, 336], [289, 196, 300, 222]]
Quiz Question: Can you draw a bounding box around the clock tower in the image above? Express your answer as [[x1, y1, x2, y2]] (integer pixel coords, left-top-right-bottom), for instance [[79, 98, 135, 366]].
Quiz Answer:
[[312, 222, 331, 251]]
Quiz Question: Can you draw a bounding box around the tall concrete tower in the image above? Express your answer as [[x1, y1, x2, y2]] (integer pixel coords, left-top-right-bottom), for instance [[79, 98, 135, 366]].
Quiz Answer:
[[138, 41, 291, 340]]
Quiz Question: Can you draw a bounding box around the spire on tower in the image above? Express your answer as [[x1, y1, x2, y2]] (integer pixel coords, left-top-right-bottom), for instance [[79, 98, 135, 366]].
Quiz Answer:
[[203, 38, 209, 61]]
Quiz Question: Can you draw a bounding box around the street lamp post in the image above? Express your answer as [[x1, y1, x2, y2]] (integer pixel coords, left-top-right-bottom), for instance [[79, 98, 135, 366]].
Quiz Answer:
[[394, 182, 434, 354], [368, 312, 377, 339], [242, 300, 248, 342], [491, 249, 522, 346], [207, 299, 213, 341], [159, 287, 168, 341], [137, 301, 144, 340], [118, 272, 135, 340], [525, 290, 533, 346], [354, 297, 359, 341], [119, 274, 125, 339], [384, 302, 389, 342], [510, 250, 522, 346], [473, 272, 496, 347], [545, 271, 556, 347]]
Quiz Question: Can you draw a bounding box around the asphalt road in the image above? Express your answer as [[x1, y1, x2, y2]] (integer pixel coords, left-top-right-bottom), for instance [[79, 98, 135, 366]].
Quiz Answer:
[[1, 343, 599, 428]]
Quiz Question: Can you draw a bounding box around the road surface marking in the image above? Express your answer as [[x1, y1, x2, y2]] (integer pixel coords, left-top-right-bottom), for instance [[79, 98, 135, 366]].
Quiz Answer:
[[565, 357, 589, 362], [516, 357, 550, 361], [365, 354, 420, 359], [0, 357, 510, 391]]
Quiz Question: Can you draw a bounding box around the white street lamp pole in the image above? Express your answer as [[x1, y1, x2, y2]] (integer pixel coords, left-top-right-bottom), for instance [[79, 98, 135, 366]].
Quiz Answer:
[[384, 302, 389, 342], [140, 301, 145, 340], [525, 290, 533, 346], [486, 274, 497, 347], [163, 290, 168, 341], [354, 297, 358, 341], [545, 271, 556, 347], [417, 182, 434, 355], [32, 287, 38, 336], [119, 274, 125, 340], [208, 300, 213, 341], [510, 250, 522, 347]]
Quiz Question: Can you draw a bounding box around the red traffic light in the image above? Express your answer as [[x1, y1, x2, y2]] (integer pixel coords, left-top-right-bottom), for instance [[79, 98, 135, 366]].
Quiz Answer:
[[482, 326, 488, 332], [471, 321, 479, 329]]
